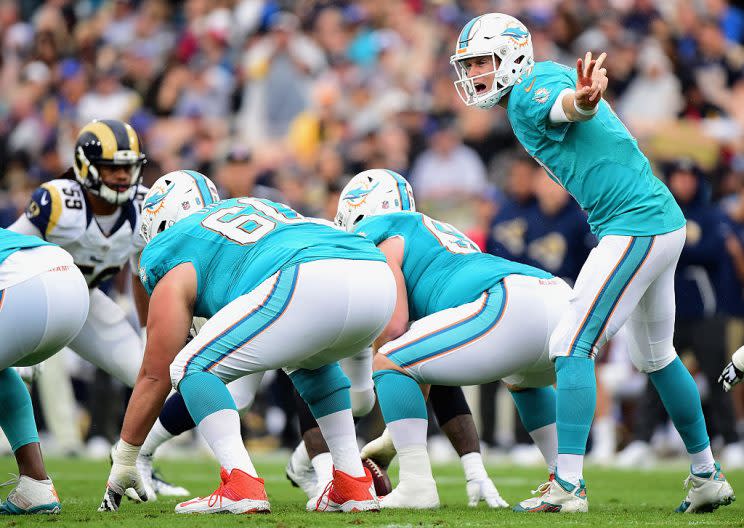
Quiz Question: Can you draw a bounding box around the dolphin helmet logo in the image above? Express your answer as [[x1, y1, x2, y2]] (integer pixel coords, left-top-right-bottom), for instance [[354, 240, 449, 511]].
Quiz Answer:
[[501, 25, 530, 46], [143, 182, 175, 213], [343, 181, 380, 207]]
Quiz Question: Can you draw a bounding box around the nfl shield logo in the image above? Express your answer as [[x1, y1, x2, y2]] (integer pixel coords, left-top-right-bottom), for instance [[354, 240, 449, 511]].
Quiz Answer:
[[182, 201, 191, 210]]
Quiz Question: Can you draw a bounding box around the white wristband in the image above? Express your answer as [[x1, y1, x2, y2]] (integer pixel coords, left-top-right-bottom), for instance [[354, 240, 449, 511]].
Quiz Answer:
[[574, 98, 598, 116], [113, 439, 141, 465]]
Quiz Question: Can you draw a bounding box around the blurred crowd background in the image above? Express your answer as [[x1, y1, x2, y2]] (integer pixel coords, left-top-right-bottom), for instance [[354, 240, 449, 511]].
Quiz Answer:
[[2, 0, 744, 468]]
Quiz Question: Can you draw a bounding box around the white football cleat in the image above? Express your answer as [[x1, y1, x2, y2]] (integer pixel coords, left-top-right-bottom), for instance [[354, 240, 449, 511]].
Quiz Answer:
[[286, 453, 317, 498], [675, 463, 735, 513], [513, 476, 588, 513], [614, 440, 653, 468], [380, 478, 440, 509], [0, 475, 61, 514], [360, 428, 397, 468], [175, 468, 270, 514]]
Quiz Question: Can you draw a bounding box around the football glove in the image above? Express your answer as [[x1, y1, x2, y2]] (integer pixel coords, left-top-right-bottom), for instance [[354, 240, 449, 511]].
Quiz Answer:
[[98, 440, 149, 511], [466, 477, 509, 508], [719, 361, 744, 392]]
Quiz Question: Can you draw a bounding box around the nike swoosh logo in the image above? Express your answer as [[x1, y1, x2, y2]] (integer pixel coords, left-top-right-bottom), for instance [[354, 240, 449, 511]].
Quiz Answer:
[[40, 194, 49, 206], [524, 79, 536, 93]]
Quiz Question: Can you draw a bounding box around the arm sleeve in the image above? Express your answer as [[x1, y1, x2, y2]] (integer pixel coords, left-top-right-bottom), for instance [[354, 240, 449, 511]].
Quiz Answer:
[[548, 88, 574, 124], [7, 214, 43, 238], [19, 186, 56, 239]]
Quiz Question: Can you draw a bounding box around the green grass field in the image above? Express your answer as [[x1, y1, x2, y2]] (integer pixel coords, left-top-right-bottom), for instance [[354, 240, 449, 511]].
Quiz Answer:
[[0, 457, 742, 527]]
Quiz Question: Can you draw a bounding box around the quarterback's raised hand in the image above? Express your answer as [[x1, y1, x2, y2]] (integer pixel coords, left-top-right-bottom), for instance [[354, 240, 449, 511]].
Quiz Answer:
[[719, 346, 744, 392], [575, 51, 608, 109], [98, 440, 149, 512]]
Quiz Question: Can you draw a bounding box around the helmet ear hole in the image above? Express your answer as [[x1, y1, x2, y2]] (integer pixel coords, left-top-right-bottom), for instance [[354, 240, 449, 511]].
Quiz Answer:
[[352, 214, 364, 226], [156, 220, 167, 234]]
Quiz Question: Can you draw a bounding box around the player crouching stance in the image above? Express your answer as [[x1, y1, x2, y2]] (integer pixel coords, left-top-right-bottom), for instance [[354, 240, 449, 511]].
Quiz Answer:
[[336, 170, 570, 509], [99, 171, 395, 514], [0, 230, 89, 513]]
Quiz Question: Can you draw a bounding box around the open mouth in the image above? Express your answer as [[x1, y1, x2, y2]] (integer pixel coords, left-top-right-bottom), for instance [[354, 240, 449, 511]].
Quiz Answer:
[[474, 82, 487, 94], [108, 184, 131, 193]]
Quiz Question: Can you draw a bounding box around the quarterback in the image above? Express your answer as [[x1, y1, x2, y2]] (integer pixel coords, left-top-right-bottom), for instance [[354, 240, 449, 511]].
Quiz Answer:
[[336, 169, 570, 509], [0, 229, 88, 513], [100, 171, 395, 514], [450, 12, 733, 513]]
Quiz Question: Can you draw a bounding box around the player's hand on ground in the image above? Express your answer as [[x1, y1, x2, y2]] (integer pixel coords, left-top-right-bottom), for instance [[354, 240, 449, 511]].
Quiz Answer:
[[719, 360, 744, 392], [466, 477, 509, 508], [98, 443, 150, 511], [575, 51, 608, 109], [98, 463, 149, 511]]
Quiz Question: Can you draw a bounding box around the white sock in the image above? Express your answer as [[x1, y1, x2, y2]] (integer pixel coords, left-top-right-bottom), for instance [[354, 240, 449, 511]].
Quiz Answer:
[[140, 419, 174, 458], [291, 441, 311, 471], [530, 423, 558, 474], [197, 409, 257, 476], [461, 452, 487, 481], [591, 417, 615, 455], [398, 445, 434, 481], [556, 453, 584, 486], [316, 409, 364, 477], [387, 418, 428, 450], [388, 418, 433, 482], [690, 446, 716, 475], [311, 452, 334, 485]]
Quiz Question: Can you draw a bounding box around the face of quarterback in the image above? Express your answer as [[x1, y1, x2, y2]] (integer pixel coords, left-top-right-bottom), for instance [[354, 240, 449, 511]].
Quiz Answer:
[[458, 55, 499, 96], [99, 165, 135, 194]]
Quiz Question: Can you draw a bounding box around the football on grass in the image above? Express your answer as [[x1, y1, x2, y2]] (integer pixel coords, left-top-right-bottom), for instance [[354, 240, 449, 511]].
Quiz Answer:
[[362, 458, 392, 496]]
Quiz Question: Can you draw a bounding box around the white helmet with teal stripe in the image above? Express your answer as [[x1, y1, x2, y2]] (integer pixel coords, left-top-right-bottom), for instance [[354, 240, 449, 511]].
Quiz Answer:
[[450, 13, 534, 108], [335, 169, 415, 232], [140, 170, 220, 242]]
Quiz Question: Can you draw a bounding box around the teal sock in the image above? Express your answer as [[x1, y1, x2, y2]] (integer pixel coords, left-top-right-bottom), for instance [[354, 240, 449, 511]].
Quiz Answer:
[[648, 357, 710, 453], [555, 357, 596, 455], [289, 363, 351, 418], [511, 386, 556, 432], [373, 370, 428, 423], [0, 369, 39, 451], [178, 371, 237, 425]]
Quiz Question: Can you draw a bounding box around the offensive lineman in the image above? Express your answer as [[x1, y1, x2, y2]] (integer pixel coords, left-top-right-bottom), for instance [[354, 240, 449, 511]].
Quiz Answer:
[[336, 169, 569, 509], [0, 229, 89, 513], [450, 12, 734, 513], [100, 171, 395, 514]]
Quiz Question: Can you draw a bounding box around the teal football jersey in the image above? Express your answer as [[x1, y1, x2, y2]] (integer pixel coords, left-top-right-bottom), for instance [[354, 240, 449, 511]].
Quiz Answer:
[[0, 228, 53, 265], [354, 212, 552, 320], [138, 198, 385, 318], [506, 61, 685, 239]]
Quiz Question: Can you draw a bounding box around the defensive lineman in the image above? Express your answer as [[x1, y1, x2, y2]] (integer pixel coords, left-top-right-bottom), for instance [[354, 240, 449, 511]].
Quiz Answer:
[[450, 12, 734, 512], [100, 171, 395, 514]]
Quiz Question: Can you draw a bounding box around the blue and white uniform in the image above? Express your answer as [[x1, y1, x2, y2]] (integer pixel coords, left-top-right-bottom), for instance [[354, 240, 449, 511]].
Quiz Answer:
[[138, 197, 396, 386], [8, 178, 148, 385], [0, 229, 88, 369], [354, 211, 570, 387], [507, 61, 687, 371]]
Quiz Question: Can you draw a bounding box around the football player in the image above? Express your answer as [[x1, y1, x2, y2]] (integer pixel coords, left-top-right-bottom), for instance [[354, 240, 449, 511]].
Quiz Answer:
[[336, 169, 568, 509], [100, 171, 395, 514], [450, 13, 733, 513], [720, 345, 744, 392], [0, 229, 89, 513]]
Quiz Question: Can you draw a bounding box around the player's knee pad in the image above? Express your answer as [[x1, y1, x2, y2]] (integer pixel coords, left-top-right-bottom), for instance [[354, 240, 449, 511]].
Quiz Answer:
[[290, 362, 351, 418], [350, 387, 376, 417]]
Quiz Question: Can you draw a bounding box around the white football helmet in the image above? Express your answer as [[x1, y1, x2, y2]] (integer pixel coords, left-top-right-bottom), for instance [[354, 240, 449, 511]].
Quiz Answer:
[[450, 13, 534, 108], [140, 170, 220, 242], [335, 169, 415, 232]]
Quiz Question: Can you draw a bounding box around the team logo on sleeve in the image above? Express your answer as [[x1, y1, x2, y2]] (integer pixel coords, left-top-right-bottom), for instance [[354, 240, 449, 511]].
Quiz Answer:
[[26, 200, 41, 218], [533, 87, 551, 104]]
